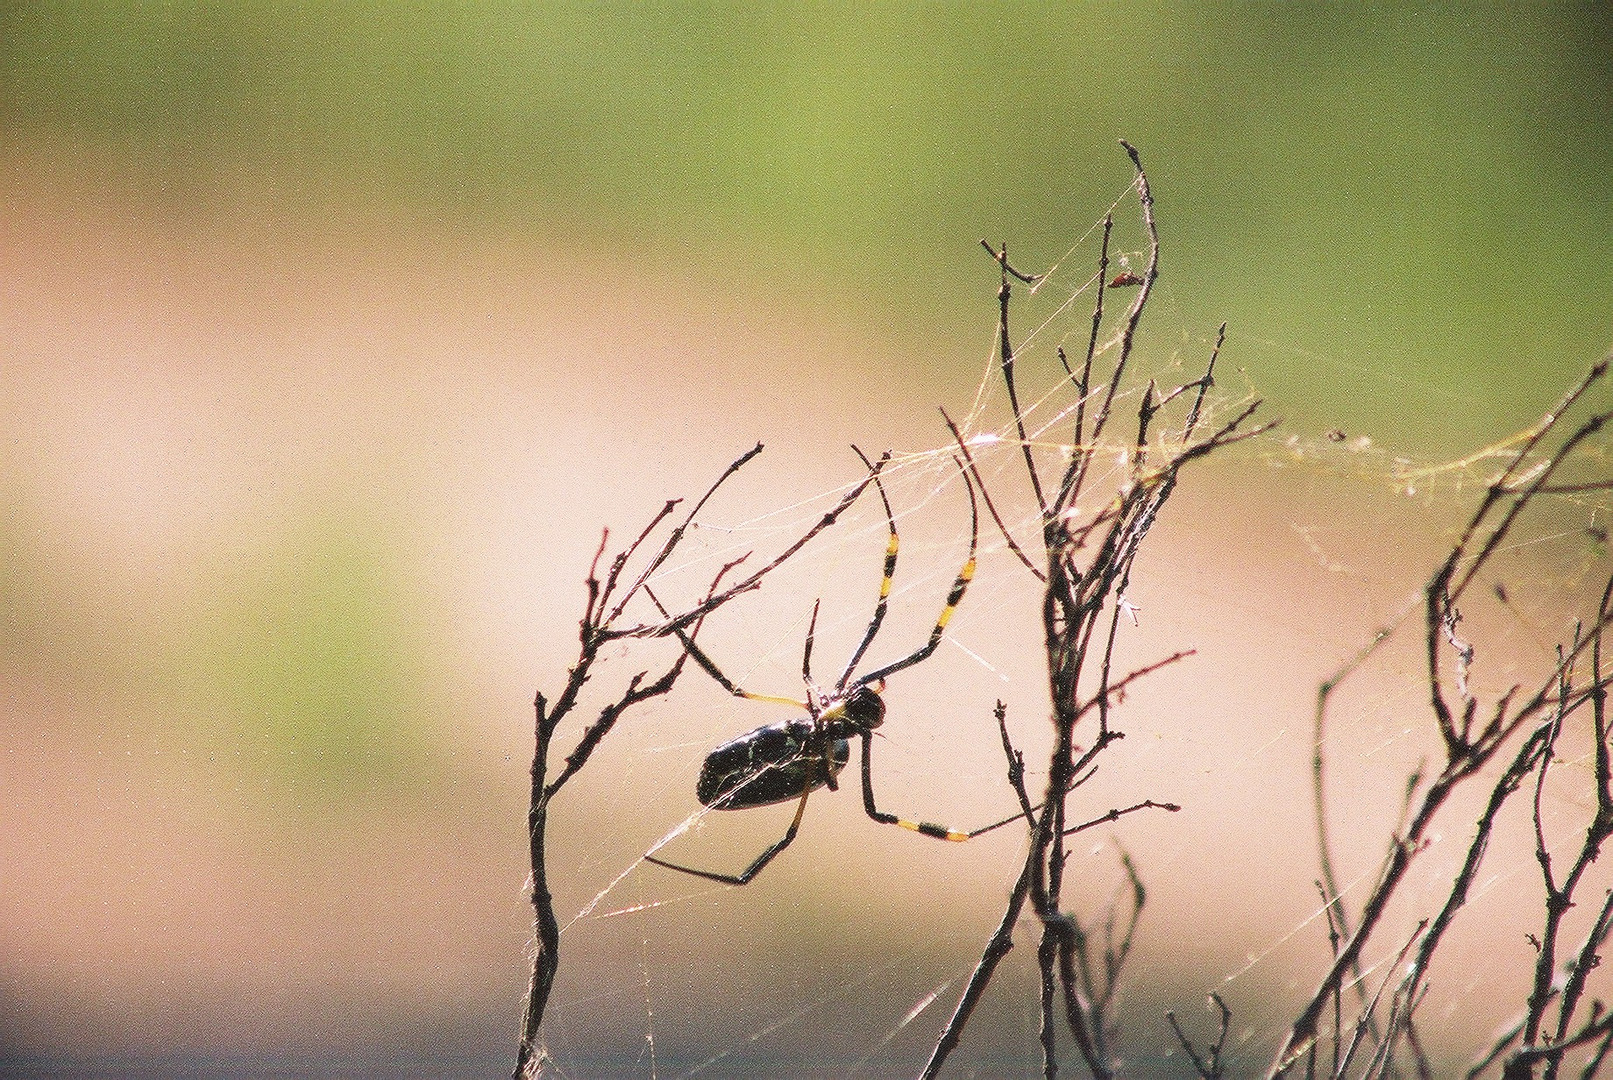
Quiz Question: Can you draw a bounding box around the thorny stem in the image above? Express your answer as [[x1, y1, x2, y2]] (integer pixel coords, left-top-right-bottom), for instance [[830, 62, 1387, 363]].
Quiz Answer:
[[1311, 601, 1418, 1066], [1344, 921, 1428, 1079], [1426, 362, 1611, 755], [927, 140, 1271, 1080], [1273, 607, 1613, 1078], [603, 442, 762, 627], [1271, 359, 1613, 1079], [1500, 577, 1613, 1080], [1072, 215, 1112, 433]]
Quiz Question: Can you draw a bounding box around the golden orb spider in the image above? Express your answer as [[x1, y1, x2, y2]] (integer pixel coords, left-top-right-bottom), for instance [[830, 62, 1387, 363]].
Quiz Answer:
[[645, 452, 1006, 886]]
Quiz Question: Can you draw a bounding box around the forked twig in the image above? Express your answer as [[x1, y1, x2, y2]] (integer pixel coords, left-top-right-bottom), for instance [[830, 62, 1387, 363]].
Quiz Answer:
[[1168, 993, 1232, 1078]]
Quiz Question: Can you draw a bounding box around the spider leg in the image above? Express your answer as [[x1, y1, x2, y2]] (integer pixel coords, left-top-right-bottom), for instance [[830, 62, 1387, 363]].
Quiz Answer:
[[855, 465, 979, 688], [857, 731, 1036, 841], [646, 586, 807, 709], [835, 446, 899, 692], [802, 599, 822, 699], [858, 731, 971, 842], [644, 780, 813, 886]]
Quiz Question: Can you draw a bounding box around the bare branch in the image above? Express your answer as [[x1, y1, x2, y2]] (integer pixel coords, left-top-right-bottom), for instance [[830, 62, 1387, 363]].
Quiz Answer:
[[1168, 992, 1232, 1079], [984, 239, 1051, 521], [941, 405, 1046, 581], [618, 449, 891, 640]]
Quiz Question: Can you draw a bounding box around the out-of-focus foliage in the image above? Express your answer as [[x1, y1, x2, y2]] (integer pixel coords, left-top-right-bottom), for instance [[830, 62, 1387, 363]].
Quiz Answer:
[[185, 506, 437, 801], [4, 4, 1611, 441]]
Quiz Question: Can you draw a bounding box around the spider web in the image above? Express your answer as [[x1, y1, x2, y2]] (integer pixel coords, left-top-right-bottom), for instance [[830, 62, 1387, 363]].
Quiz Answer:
[[531, 178, 1613, 1079]]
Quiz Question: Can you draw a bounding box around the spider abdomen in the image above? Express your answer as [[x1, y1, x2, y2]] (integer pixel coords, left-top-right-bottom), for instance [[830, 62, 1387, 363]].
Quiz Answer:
[[696, 719, 851, 810]]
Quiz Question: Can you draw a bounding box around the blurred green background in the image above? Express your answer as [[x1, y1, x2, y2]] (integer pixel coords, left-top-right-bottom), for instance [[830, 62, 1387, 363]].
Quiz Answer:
[[3, 4, 1611, 1077], [6, 3, 1610, 441]]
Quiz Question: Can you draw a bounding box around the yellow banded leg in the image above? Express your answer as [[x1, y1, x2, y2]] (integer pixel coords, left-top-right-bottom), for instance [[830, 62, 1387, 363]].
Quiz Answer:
[[880, 530, 898, 598], [935, 556, 976, 630], [859, 732, 972, 843], [897, 818, 971, 842]]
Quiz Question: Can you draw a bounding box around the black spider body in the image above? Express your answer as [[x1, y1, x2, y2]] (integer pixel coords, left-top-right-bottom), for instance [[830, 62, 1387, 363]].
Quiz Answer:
[[697, 687, 885, 809]]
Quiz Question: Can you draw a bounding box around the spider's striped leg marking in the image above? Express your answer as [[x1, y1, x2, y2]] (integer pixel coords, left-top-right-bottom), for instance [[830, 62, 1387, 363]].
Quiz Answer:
[[859, 731, 971, 843]]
